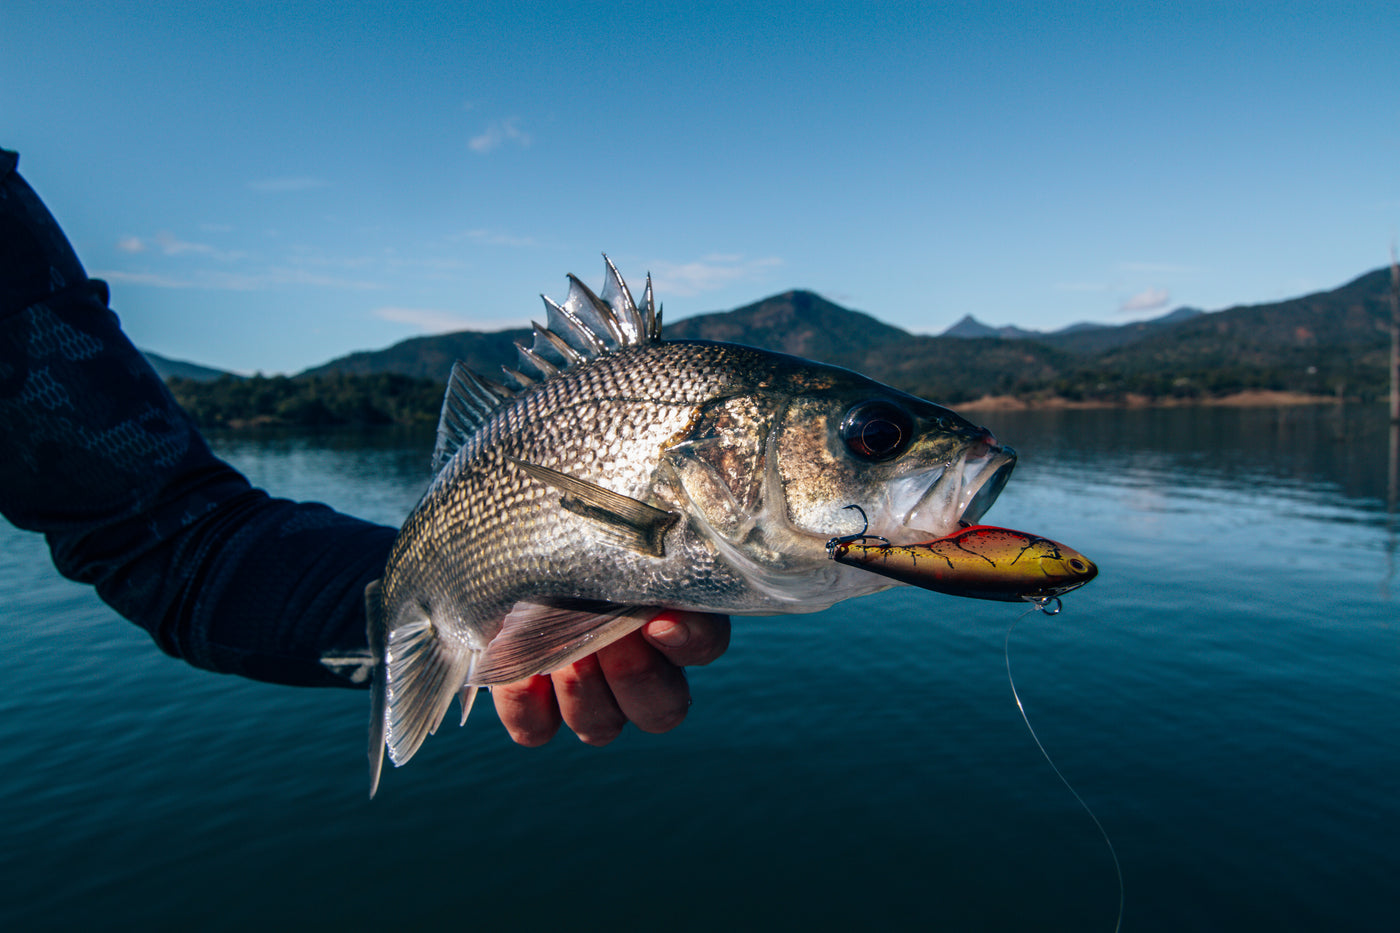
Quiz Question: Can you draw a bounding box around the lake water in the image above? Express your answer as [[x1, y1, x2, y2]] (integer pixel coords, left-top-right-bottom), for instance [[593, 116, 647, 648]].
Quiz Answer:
[[1, 406, 1395, 931]]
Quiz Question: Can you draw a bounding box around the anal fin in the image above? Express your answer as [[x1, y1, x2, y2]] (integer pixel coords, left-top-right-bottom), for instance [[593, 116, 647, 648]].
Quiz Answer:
[[472, 600, 655, 685]]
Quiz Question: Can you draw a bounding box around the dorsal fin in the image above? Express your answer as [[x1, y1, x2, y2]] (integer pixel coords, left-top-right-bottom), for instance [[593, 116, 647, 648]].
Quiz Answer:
[[506, 256, 661, 389], [432, 361, 515, 472]]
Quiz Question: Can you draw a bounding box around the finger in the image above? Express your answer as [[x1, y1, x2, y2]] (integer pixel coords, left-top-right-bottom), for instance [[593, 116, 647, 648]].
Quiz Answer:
[[596, 630, 691, 734], [641, 610, 732, 667], [490, 674, 562, 747], [549, 652, 628, 746]]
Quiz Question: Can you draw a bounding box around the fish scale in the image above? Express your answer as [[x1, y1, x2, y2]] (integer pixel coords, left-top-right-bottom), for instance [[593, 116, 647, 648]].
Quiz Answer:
[[366, 259, 1017, 795]]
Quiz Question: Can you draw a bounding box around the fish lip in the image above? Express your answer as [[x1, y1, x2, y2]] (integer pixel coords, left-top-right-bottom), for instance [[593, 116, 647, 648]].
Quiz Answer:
[[960, 446, 1016, 525], [895, 444, 1017, 538]]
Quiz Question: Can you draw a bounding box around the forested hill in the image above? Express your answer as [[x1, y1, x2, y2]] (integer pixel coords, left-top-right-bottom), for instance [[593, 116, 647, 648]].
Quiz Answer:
[[298, 327, 529, 381], [164, 266, 1397, 428]]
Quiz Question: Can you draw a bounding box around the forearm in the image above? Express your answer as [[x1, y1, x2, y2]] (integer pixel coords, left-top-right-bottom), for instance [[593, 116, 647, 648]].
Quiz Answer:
[[1, 151, 392, 687]]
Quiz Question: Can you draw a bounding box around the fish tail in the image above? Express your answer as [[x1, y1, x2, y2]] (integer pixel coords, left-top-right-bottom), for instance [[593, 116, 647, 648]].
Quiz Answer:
[[366, 580, 475, 798], [367, 579, 388, 798]]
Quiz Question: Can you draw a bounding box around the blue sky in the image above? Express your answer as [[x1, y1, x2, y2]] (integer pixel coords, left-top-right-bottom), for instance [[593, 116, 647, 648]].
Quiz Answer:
[[4, 1, 1398, 374]]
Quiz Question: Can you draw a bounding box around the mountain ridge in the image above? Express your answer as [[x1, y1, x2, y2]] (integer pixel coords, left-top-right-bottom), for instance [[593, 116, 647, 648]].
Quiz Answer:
[[158, 265, 1398, 427]]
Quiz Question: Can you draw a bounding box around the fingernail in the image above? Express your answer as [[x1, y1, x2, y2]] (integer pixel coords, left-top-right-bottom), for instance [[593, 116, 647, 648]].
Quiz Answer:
[[646, 617, 690, 648]]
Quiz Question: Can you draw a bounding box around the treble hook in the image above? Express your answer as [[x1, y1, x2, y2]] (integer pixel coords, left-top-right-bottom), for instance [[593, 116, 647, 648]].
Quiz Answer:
[[825, 504, 891, 552]]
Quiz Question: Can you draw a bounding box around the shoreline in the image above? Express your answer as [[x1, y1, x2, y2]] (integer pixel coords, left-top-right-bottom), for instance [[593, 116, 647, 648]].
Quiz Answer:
[[953, 390, 1352, 411]]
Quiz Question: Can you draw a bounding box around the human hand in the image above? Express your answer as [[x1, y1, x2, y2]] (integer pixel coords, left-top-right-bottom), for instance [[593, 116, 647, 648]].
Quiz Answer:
[[490, 610, 731, 747]]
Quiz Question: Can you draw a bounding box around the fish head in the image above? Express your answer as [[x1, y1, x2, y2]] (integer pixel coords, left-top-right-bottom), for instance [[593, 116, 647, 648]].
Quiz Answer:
[[659, 355, 1016, 608], [772, 382, 1017, 546]]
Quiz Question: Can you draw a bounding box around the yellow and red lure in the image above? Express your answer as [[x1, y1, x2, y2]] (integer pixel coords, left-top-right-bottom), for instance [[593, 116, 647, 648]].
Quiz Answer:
[[827, 522, 1098, 605]]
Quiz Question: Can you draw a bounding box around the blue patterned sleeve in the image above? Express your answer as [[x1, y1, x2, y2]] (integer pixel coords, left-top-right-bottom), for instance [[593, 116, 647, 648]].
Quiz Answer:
[[0, 149, 394, 688]]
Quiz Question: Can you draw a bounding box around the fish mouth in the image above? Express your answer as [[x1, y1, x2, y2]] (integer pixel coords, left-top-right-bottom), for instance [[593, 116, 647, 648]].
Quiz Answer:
[[960, 445, 1016, 525], [888, 443, 1018, 539]]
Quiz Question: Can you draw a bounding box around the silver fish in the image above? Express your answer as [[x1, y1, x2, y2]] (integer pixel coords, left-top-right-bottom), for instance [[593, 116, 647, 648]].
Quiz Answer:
[[367, 258, 1017, 794]]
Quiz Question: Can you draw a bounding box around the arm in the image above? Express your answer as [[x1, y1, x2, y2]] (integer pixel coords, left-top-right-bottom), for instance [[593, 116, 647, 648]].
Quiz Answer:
[[0, 148, 394, 687], [0, 149, 727, 733]]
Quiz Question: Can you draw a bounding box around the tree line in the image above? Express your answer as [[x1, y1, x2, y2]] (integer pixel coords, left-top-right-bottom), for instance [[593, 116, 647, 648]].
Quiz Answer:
[[166, 348, 1385, 432], [166, 372, 444, 429]]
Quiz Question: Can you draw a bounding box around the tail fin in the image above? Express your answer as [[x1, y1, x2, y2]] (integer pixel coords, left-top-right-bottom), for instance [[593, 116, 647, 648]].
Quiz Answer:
[[367, 579, 388, 798], [366, 580, 475, 798]]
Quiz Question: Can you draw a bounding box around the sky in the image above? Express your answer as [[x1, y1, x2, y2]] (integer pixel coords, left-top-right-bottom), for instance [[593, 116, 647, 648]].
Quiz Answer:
[[4, 1, 1398, 374]]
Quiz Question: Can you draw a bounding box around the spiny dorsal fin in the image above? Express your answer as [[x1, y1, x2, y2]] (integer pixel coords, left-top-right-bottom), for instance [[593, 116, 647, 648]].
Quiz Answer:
[[506, 256, 661, 389], [432, 361, 515, 472]]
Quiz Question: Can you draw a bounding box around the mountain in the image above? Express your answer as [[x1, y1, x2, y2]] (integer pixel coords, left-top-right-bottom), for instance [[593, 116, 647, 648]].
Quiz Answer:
[[1088, 270, 1391, 386], [940, 315, 1041, 340], [195, 265, 1394, 426], [941, 307, 1204, 349], [299, 328, 530, 382], [142, 350, 235, 382], [1041, 306, 1206, 355], [663, 290, 909, 370]]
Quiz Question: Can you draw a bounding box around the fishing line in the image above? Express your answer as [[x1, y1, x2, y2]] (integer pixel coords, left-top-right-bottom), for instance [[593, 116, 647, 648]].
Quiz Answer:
[[1006, 604, 1124, 933]]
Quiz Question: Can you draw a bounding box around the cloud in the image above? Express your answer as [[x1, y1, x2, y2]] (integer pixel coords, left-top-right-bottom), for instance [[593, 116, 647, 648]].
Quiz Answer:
[[96, 270, 197, 288], [1119, 287, 1171, 312], [96, 267, 380, 291], [648, 255, 783, 297], [456, 228, 537, 248], [469, 118, 531, 154], [1119, 261, 1194, 274], [117, 236, 146, 253], [373, 306, 527, 333], [246, 176, 330, 192], [151, 232, 247, 262]]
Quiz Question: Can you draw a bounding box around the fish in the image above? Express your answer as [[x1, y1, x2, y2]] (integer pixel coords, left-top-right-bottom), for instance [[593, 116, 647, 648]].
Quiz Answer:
[[366, 258, 1018, 795], [827, 524, 1098, 603]]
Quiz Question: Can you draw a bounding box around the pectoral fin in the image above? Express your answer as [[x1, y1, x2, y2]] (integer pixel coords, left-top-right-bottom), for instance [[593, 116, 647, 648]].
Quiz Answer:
[[472, 600, 655, 685], [510, 457, 678, 557]]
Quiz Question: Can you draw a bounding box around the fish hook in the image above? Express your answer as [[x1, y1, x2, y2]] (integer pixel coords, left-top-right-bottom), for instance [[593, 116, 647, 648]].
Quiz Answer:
[[1026, 595, 1064, 615], [825, 504, 890, 553]]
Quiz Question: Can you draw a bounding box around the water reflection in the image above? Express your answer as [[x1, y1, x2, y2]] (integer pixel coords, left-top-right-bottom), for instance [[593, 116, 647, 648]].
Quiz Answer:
[[982, 404, 1396, 515], [205, 425, 435, 525]]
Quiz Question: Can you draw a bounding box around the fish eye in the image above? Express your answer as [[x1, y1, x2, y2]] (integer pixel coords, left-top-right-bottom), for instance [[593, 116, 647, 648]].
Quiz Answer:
[[1069, 559, 1087, 572], [840, 400, 915, 462]]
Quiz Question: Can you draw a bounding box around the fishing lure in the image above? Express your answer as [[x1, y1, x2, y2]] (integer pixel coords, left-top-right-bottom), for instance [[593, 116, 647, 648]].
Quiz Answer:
[[827, 511, 1097, 604]]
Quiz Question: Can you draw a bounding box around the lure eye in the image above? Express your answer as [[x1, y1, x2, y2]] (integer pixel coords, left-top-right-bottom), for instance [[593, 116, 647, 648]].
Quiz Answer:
[[840, 400, 915, 462]]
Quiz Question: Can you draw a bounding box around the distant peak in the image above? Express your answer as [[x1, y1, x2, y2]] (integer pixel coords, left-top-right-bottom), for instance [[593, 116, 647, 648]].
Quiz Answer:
[[941, 315, 1038, 340]]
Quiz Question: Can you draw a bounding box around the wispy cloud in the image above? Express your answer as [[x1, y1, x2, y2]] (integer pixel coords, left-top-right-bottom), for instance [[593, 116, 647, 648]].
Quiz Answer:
[[152, 232, 246, 262], [469, 118, 531, 154], [648, 254, 783, 297], [246, 176, 330, 192], [97, 267, 380, 291], [373, 306, 528, 333], [456, 228, 537, 248], [1120, 261, 1195, 275], [117, 236, 146, 253], [1119, 287, 1171, 312], [97, 270, 197, 288]]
